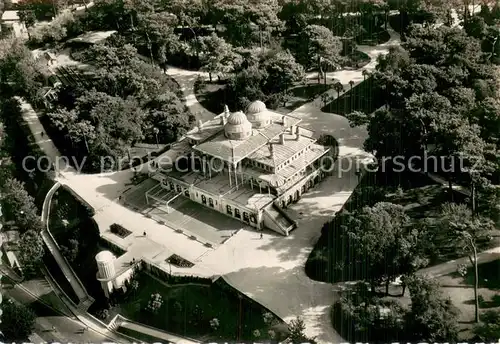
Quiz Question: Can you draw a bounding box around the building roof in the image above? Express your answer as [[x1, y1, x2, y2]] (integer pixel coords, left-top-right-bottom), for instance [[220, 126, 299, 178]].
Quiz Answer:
[[67, 30, 117, 44], [1, 11, 20, 21], [248, 132, 316, 168], [242, 143, 329, 189], [95, 250, 115, 263], [193, 112, 302, 164]]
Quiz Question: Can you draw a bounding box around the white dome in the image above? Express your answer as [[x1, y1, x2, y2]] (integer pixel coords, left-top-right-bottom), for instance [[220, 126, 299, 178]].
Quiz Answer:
[[95, 250, 115, 263], [224, 111, 252, 140], [227, 111, 248, 125], [246, 100, 266, 115]]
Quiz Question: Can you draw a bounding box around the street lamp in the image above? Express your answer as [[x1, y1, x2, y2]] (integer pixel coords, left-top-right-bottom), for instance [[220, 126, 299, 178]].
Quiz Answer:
[[153, 127, 160, 148]]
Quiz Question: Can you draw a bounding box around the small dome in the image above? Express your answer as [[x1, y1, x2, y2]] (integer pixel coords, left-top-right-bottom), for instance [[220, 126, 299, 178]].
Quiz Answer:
[[95, 250, 115, 263], [227, 111, 248, 125], [225, 111, 252, 140], [246, 100, 266, 115]]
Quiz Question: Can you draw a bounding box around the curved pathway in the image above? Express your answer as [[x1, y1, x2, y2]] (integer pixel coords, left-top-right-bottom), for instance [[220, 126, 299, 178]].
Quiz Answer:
[[19, 27, 402, 344]]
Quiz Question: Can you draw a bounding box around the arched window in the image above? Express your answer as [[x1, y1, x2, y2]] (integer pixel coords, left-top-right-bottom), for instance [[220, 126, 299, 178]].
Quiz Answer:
[[226, 205, 232, 214], [201, 194, 207, 204]]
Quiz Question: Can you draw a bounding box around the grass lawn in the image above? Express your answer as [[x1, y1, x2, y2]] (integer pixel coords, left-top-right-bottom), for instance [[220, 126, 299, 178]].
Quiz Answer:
[[321, 76, 386, 115], [195, 78, 336, 114], [114, 272, 288, 342], [194, 80, 238, 115], [305, 169, 499, 283]]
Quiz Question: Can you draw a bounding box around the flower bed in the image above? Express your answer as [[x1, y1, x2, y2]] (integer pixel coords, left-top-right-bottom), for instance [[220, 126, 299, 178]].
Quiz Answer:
[[166, 254, 194, 268], [110, 223, 132, 238]]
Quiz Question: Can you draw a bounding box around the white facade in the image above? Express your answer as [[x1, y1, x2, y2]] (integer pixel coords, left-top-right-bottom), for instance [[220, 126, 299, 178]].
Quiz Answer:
[[95, 250, 134, 297]]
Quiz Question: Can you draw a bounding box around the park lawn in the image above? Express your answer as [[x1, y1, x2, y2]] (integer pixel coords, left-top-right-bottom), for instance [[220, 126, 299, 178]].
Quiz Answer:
[[321, 76, 386, 115], [305, 169, 500, 284], [115, 272, 287, 342], [195, 78, 335, 114]]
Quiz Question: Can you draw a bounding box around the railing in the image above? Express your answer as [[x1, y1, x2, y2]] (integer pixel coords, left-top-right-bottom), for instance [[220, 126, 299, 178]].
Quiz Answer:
[[41, 181, 92, 304], [114, 314, 201, 343], [272, 204, 296, 230]]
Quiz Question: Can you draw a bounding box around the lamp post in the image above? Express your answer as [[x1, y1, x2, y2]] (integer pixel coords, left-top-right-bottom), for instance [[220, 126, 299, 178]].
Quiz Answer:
[[153, 127, 160, 148]]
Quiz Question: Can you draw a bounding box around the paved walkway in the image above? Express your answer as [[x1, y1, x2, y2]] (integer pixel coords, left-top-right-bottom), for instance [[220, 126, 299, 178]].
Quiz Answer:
[[165, 67, 216, 123]]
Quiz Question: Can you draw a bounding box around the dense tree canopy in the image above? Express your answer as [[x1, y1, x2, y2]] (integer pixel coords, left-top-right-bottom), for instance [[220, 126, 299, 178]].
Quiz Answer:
[[0, 300, 36, 341]]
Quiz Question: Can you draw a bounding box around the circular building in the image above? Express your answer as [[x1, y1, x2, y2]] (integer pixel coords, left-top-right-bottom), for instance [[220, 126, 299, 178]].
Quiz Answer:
[[246, 100, 271, 128], [95, 250, 116, 280], [224, 111, 252, 140]]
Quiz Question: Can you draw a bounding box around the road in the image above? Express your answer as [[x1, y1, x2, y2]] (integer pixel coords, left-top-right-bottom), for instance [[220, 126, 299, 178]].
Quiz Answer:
[[2, 278, 111, 343]]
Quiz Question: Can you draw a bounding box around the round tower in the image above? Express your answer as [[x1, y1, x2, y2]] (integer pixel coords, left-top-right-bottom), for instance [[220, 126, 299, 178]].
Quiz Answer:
[[95, 250, 116, 280]]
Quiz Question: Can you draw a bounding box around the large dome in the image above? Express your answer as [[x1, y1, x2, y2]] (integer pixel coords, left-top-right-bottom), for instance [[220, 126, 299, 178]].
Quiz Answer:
[[246, 100, 271, 128], [225, 111, 252, 140]]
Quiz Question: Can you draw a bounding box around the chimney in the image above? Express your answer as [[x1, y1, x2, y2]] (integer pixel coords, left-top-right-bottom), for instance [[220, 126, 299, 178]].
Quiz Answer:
[[282, 115, 286, 127], [268, 142, 273, 157], [279, 133, 285, 144], [224, 105, 230, 117], [197, 119, 203, 130], [220, 115, 226, 125], [295, 126, 300, 140]]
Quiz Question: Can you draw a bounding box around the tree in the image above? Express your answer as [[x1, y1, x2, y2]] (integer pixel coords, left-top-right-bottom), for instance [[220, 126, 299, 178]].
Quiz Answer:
[[344, 202, 412, 293], [261, 49, 305, 94], [0, 299, 36, 341], [333, 82, 344, 112], [288, 317, 315, 343], [439, 203, 494, 323], [474, 310, 500, 341], [301, 25, 343, 83], [208, 0, 283, 47], [18, 10, 36, 38], [0, 178, 42, 233], [60, 238, 79, 263], [404, 274, 459, 342], [199, 34, 239, 82], [18, 230, 45, 276]]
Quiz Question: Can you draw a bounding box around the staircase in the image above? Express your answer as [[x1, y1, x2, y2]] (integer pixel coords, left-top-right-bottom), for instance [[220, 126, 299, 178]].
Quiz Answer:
[[263, 204, 296, 236]]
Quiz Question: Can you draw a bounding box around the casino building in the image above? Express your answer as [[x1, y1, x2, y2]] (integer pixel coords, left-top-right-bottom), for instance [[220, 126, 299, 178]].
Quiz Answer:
[[148, 101, 332, 236]]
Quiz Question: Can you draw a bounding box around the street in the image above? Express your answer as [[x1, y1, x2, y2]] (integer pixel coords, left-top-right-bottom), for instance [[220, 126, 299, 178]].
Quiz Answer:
[[2, 278, 114, 343]]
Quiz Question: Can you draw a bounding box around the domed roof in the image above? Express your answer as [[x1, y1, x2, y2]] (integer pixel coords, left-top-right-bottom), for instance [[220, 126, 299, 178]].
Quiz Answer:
[[224, 111, 252, 139], [95, 250, 115, 263], [246, 100, 266, 115], [227, 111, 248, 125], [246, 101, 271, 128]]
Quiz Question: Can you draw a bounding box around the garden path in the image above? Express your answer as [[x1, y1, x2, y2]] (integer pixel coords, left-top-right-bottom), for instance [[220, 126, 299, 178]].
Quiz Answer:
[[165, 67, 216, 123]]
